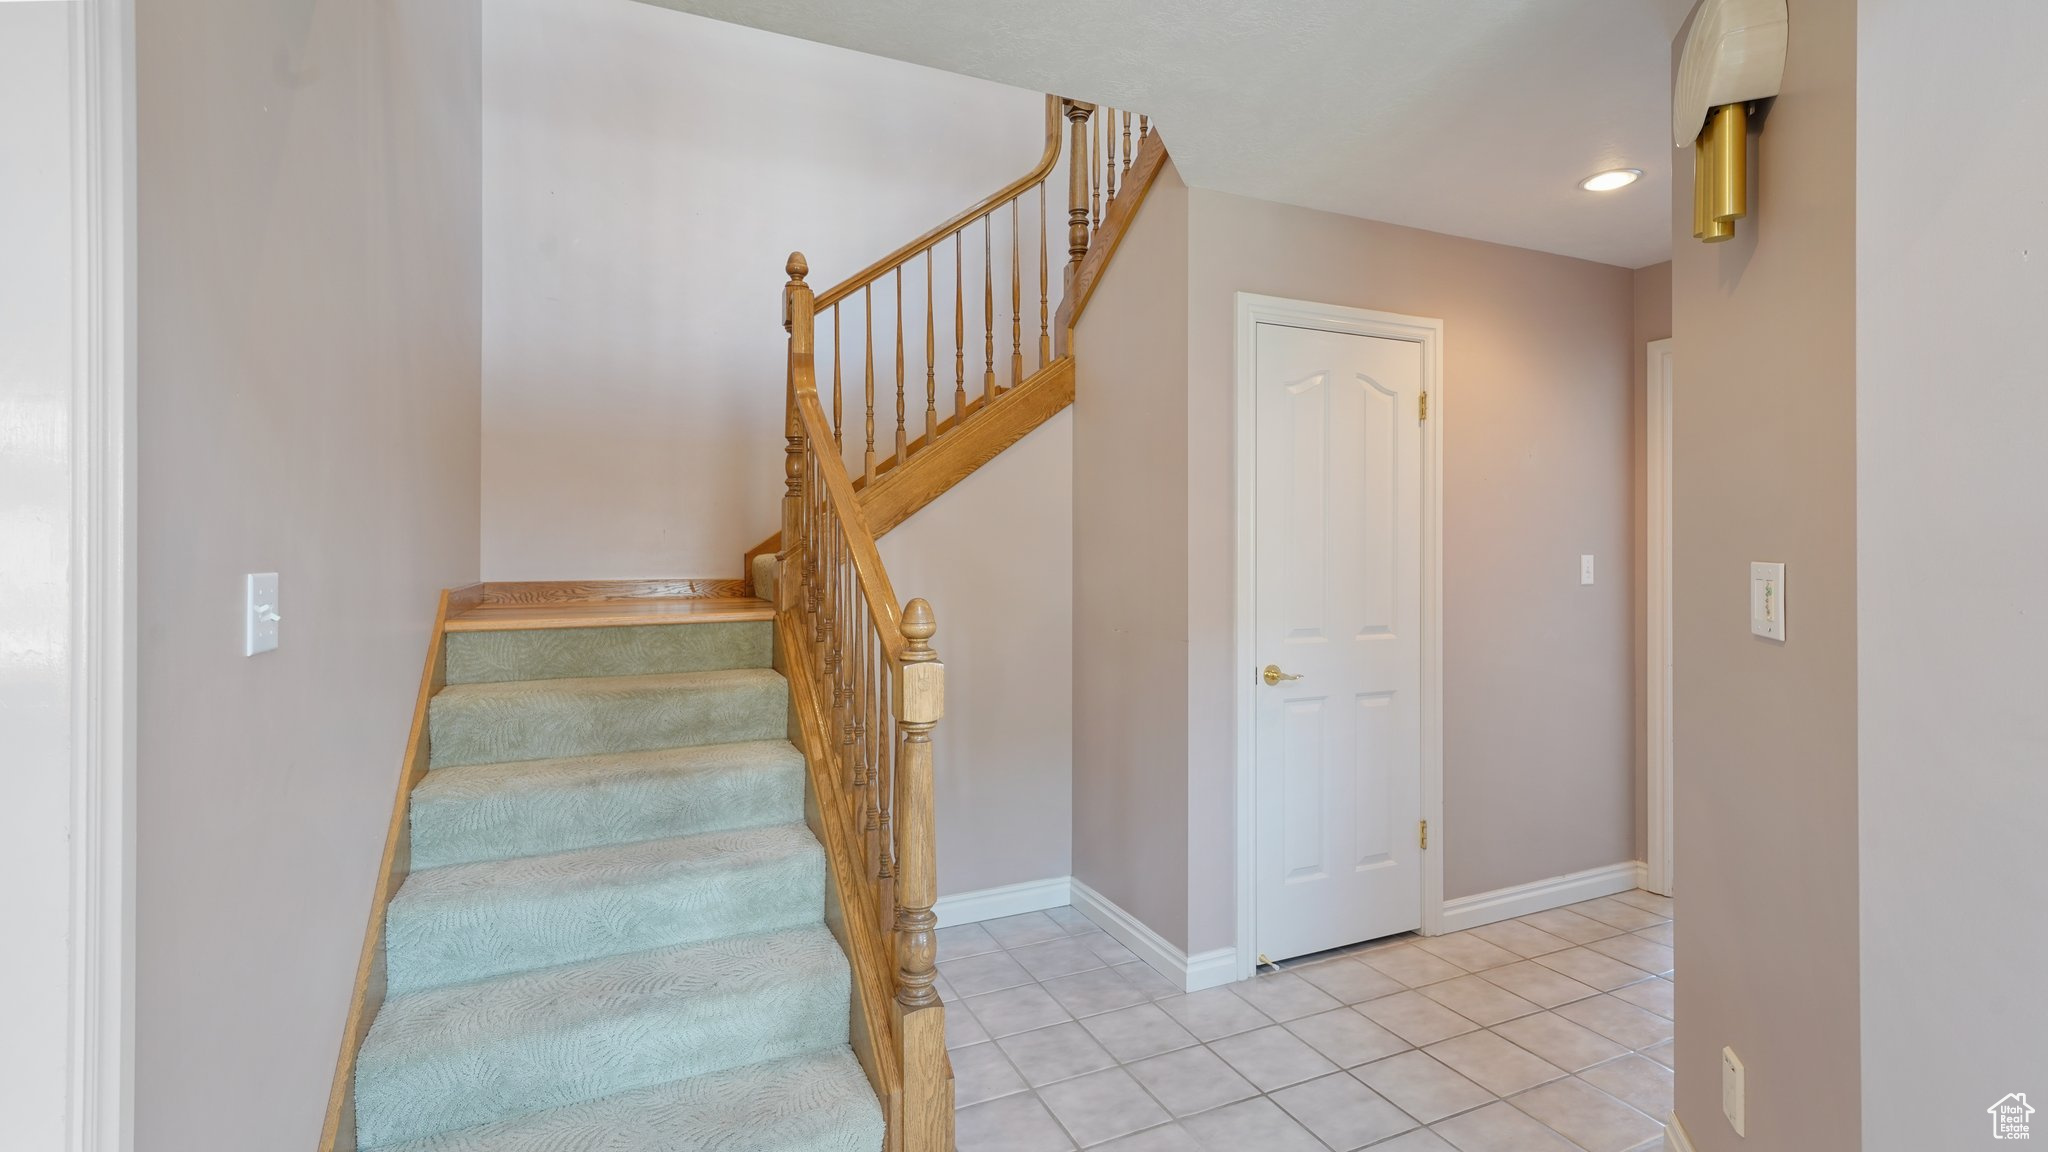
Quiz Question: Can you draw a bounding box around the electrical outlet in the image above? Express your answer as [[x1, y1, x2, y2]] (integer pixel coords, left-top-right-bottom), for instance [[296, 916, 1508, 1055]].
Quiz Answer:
[[1580, 554, 1596, 585], [245, 572, 281, 656], [1722, 1046, 1746, 1136]]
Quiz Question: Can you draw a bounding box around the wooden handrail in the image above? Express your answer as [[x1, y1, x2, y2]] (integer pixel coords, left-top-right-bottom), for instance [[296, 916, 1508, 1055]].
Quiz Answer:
[[814, 95, 1065, 311]]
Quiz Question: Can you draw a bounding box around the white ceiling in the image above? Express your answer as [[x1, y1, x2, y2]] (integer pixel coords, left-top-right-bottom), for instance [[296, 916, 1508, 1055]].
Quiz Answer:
[[636, 0, 1696, 269]]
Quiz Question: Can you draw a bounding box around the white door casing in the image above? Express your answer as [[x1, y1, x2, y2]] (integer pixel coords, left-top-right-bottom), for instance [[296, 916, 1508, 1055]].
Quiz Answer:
[[1645, 339, 1675, 897], [1234, 295, 1443, 969]]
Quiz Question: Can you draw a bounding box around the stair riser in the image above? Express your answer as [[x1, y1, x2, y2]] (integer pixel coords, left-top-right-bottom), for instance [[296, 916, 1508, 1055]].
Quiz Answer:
[[370, 1047, 885, 1152], [408, 750, 803, 870], [384, 844, 825, 996], [354, 960, 850, 1148], [446, 622, 771, 685], [428, 678, 786, 768]]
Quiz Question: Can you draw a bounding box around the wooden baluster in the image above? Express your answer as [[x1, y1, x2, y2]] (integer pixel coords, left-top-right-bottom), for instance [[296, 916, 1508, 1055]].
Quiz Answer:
[[953, 232, 965, 424], [1010, 199, 1022, 386], [1090, 107, 1102, 229], [1038, 181, 1050, 368], [852, 592, 868, 836], [1122, 110, 1133, 176], [983, 215, 996, 401], [869, 606, 882, 876], [1140, 113, 1149, 138], [895, 267, 907, 462], [1105, 106, 1117, 204], [832, 306, 842, 449], [1064, 99, 1093, 282], [863, 284, 876, 485], [877, 655, 894, 881], [779, 254, 811, 614], [893, 598, 948, 1150], [840, 533, 856, 772], [924, 247, 937, 447]]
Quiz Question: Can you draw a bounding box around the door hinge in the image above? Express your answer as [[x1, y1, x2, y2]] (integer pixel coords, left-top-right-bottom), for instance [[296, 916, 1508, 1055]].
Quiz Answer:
[[1419, 391, 1429, 421], [1419, 819, 1429, 850]]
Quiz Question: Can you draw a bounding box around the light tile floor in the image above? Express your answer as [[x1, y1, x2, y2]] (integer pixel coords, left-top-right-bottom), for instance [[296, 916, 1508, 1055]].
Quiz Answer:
[[940, 890, 1676, 1152]]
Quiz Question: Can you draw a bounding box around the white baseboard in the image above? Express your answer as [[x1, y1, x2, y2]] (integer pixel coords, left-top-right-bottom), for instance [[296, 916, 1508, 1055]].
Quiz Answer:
[[1665, 1112, 1696, 1152], [1439, 861, 1644, 934], [1070, 878, 1238, 993], [933, 876, 1072, 928]]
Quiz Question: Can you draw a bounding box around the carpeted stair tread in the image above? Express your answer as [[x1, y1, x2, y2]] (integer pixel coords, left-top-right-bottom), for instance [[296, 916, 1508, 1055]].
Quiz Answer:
[[428, 668, 787, 768], [408, 740, 804, 869], [446, 621, 772, 685], [355, 923, 851, 1149], [385, 822, 826, 996], [371, 1046, 883, 1152]]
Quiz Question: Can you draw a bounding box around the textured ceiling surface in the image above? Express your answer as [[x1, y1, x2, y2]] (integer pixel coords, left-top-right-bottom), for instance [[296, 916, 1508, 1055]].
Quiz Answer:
[[637, 0, 1693, 268]]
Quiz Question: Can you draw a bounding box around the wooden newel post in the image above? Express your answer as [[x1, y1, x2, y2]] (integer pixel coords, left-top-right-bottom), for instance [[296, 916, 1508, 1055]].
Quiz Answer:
[[892, 597, 949, 1150], [779, 253, 813, 614], [1063, 99, 1095, 286], [892, 597, 944, 1008]]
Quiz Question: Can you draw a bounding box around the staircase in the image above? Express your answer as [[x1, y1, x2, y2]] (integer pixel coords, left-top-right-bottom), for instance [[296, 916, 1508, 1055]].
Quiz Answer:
[[320, 92, 1170, 1152], [348, 602, 881, 1151]]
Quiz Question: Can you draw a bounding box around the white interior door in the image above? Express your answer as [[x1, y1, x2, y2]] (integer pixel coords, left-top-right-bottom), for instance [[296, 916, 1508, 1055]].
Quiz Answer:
[[1253, 322, 1424, 962]]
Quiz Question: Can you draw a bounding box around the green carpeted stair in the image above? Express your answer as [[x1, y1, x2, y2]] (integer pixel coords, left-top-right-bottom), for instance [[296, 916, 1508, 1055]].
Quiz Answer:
[[355, 616, 883, 1152]]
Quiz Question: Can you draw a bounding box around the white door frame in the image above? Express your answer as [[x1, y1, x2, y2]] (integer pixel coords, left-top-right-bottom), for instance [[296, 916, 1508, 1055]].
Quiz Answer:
[[1645, 339, 1675, 897], [71, 2, 137, 1149], [1233, 293, 1446, 977]]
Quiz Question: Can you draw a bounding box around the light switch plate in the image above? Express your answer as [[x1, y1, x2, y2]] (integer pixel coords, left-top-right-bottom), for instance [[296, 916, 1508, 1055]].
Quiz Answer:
[[1580, 554, 1595, 585], [1750, 562, 1786, 641], [246, 572, 280, 655], [1722, 1046, 1747, 1136]]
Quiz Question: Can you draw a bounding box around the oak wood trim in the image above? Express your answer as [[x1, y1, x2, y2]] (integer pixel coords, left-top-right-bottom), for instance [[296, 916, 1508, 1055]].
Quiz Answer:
[[317, 584, 468, 1152], [1055, 129, 1170, 355], [476, 578, 752, 606], [745, 356, 1076, 574], [814, 96, 1064, 311], [779, 612, 904, 1140], [446, 598, 773, 632]]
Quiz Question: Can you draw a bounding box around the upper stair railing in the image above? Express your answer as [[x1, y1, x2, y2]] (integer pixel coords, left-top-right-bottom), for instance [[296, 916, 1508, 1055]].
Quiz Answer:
[[804, 96, 1151, 486]]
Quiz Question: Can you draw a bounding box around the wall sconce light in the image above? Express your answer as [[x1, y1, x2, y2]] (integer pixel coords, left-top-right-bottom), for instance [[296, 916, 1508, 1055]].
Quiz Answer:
[[1674, 0, 1788, 243]]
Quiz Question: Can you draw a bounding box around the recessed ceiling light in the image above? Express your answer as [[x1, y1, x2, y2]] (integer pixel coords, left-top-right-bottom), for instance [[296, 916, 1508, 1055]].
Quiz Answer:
[[1580, 168, 1643, 192]]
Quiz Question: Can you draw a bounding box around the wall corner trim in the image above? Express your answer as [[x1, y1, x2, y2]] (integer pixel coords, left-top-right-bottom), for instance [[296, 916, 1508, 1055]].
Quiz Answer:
[[1070, 878, 1237, 994], [1439, 861, 1645, 934], [933, 876, 1073, 928], [1665, 1111, 1697, 1152]]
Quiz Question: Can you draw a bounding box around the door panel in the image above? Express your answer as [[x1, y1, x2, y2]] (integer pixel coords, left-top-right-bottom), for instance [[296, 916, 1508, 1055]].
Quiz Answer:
[[1254, 322, 1424, 962]]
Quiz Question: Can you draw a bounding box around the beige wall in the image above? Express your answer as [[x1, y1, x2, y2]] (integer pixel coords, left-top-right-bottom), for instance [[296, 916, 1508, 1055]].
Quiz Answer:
[[1629, 261, 1671, 860], [1071, 162, 1194, 947], [1072, 160, 1640, 956], [135, 2, 483, 1148], [879, 413, 1074, 899], [1668, 0, 1863, 1147], [1185, 190, 1638, 942], [1855, 1, 2048, 1144], [481, 0, 1055, 581]]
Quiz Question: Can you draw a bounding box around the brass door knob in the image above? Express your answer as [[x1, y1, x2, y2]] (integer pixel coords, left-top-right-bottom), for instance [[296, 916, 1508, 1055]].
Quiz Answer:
[[1261, 664, 1303, 686]]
